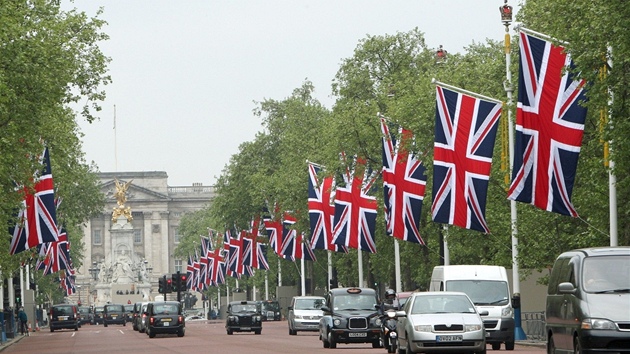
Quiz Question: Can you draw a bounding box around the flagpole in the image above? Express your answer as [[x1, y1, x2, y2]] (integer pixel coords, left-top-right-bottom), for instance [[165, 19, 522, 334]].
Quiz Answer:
[[20, 266, 25, 308], [500, 1, 526, 340], [605, 49, 618, 247], [357, 250, 364, 288], [432, 79, 503, 105], [300, 258, 306, 296], [113, 104, 118, 172], [443, 225, 450, 265], [327, 252, 332, 290], [394, 239, 401, 292]]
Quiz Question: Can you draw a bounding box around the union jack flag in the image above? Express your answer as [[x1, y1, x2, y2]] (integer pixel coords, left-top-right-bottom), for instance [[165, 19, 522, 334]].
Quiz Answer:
[[243, 216, 269, 270], [208, 248, 225, 286], [10, 147, 60, 255], [37, 228, 73, 275], [280, 213, 298, 261], [228, 231, 246, 275], [186, 255, 195, 290], [263, 205, 285, 257], [508, 30, 587, 216], [295, 232, 316, 261], [61, 273, 76, 296], [307, 163, 347, 253], [381, 117, 427, 244], [332, 154, 379, 253], [431, 85, 502, 233], [197, 236, 212, 290]]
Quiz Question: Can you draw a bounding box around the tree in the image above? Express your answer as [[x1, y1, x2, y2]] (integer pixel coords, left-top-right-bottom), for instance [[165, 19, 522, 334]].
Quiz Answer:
[[0, 2, 109, 282]]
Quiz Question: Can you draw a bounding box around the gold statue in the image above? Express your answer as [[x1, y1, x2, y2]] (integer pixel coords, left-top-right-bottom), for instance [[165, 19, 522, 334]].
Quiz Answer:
[[112, 178, 133, 222]]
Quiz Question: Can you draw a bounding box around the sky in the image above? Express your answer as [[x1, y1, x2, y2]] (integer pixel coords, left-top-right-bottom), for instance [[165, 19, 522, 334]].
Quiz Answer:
[[64, 0, 520, 187]]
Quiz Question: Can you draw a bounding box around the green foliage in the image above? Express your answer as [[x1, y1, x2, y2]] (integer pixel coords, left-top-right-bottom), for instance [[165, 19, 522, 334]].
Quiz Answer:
[[0, 1, 109, 282]]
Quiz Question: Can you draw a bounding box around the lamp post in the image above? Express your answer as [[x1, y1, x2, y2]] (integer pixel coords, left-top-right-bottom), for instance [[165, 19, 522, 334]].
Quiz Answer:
[[77, 285, 82, 306], [88, 261, 100, 281]]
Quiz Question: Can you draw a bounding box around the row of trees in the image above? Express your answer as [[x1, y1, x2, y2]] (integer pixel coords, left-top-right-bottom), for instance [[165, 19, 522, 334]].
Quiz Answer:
[[1, 2, 110, 303], [175, 0, 629, 296]]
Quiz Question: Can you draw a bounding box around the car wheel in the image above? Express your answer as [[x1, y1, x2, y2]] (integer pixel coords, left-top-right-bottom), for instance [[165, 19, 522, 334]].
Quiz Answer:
[[148, 329, 156, 338], [328, 332, 337, 349], [104, 323, 108, 327], [50, 327, 54, 332], [323, 337, 330, 348], [573, 336, 582, 354], [75, 325, 79, 331], [505, 340, 515, 350], [255, 329, 261, 335], [139, 327, 145, 333], [372, 340, 381, 348], [289, 328, 296, 335], [492, 343, 501, 350], [227, 329, 233, 335], [123, 322, 126, 326], [548, 335, 556, 354], [177, 329, 185, 337]]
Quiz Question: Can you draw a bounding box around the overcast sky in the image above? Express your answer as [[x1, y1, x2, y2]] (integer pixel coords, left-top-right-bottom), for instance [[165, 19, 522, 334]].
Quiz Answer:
[[65, 0, 520, 187]]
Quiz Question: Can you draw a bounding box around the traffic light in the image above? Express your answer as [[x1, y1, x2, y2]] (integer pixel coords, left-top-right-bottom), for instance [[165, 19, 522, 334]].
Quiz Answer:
[[166, 278, 173, 293], [179, 274, 188, 291], [158, 276, 166, 293]]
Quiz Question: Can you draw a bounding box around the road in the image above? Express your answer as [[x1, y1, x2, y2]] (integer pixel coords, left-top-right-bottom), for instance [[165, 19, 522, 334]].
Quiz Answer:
[[1, 320, 546, 354]]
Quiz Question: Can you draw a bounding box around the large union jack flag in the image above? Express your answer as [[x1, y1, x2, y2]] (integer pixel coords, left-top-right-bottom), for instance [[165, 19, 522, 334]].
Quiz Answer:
[[208, 248, 226, 286], [381, 117, 427, 244], [307, 163, 347, 253], [432, 85, 502, 233], [186, 255, 195, 290], [508, 30, 587, 216], [37, 228, 73, 275], [10, 147, 60, 255], [332, 154, 379, 253]]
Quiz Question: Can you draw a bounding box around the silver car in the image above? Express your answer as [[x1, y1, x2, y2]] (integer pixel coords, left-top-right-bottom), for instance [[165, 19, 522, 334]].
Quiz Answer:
[[287, 296, 325, 335], [396, 292, 487, 354]]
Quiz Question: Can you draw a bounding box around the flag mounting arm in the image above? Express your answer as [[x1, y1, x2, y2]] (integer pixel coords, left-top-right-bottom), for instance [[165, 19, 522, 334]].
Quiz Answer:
[[431, 78, 504, 105]]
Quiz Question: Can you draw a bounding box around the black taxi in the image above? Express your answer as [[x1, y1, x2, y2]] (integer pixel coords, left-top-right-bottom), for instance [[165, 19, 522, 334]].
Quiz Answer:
[[318, 287, 382, 349], [225, 301, 262, 335]]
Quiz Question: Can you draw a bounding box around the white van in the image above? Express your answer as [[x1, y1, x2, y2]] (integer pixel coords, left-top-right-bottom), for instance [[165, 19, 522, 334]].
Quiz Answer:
[[430, 265, 515, 350]]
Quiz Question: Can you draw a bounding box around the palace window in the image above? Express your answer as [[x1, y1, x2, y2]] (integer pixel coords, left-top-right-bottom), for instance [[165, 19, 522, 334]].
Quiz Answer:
[[93, 229, 102, 245], [134, 229, 142, 244], [175, 259, 183, 273]]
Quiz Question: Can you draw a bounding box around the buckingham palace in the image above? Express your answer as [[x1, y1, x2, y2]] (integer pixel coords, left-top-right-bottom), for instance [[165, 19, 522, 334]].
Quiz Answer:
[[75, 171, 214, 305]]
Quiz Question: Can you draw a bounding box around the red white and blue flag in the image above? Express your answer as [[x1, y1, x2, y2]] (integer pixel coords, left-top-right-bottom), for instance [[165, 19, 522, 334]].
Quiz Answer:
[[186, 255, 195, 290], [37, 228, 72, 275], [295, 232, 317, 261], [381, 117, 427, 244], [208, 247, 226, 286], [307, 163, 347, 253], [508, 30, 587, 216], [332, 154, 379, 253], [243, 216, 270, 270], [61, 273, 76, 296], [10, 147, 60, 255], [432, 85, 502, 233], [281, 213, 298, 261], [264, 205, 285, 258]]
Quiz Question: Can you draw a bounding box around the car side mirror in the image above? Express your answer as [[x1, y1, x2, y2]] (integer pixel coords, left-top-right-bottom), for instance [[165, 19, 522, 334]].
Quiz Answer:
[[395, 310, 406, 318], [321, 306, 331, 313], [287, 306, 293, 310], [558, 282, 577, 294]]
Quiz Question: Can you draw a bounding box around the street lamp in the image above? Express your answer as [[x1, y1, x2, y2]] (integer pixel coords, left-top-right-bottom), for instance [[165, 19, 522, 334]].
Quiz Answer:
[[77, 285, 82, 306]]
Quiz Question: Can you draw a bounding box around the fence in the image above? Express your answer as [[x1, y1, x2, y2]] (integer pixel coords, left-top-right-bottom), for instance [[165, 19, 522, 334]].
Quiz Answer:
[[521, 311, 546, 342]]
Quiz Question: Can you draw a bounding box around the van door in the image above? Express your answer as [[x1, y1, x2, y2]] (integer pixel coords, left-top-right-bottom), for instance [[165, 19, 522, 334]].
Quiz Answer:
[[547, 257, 570, 350]]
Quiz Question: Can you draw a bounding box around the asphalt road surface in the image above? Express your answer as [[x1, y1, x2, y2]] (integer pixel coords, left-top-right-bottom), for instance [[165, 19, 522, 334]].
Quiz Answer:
[[1, 320, 546, 354]]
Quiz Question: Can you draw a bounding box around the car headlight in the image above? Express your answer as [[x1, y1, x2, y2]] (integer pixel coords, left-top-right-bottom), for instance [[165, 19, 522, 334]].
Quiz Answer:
[[229, 316, 238, 323], [413, 324, 432, 332], [293, 315, 303, 320], [465, 324, 483, 332], [375, 318, 382, 326], [502, 307, 513, 317], [333, 318, 341, 326], [254, 315, 261, 321], [582, 318, 617, 330]]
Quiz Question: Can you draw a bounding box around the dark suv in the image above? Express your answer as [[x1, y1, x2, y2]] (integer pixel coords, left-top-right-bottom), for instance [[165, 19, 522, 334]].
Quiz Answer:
[[49, 304, 79, 332], [78, 306, 93, 326], [145, 301, 185, 338], [103, 304, 126, 327], [225, 301, 262, 335], [259, 300, 281, 321], [319, 287, 382, 349], [93, 306, 104, 325]]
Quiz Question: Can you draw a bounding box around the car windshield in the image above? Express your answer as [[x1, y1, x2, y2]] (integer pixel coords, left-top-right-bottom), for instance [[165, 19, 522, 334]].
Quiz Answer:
[[333, 294, 377, 311], [583, 255, 630, 293], [232, 304, 257, 313], [124, 305, 134, 312], [154, 304, 179, 314], [94, 307, 104, 313], [446, 280, 509, 306], [261, 302, 279, 311], [294, 298, 324, 310], [53, 306, 74, 315], [106, 305, 124, 312], [78, 307, 90, 314], [411, 294, 475, 314]]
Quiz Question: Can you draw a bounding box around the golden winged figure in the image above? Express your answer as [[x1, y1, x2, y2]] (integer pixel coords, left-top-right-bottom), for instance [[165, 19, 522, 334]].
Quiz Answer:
[[112, 178, 133, 222]]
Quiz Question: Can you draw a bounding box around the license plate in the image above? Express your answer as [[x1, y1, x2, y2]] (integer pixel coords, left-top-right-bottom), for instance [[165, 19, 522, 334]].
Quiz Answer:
[[436, 335, 463, 342], [112, 315, 117, 319], [163, 322, 169, 326], [348, 332, 368, 338], [162, 318, 171, 322], [241, 327, 251, 330], [59, 316, 68, 321]]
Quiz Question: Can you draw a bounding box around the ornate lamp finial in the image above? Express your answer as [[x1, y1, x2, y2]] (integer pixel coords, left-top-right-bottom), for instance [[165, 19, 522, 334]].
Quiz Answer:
[[500, 0, 513, 25]]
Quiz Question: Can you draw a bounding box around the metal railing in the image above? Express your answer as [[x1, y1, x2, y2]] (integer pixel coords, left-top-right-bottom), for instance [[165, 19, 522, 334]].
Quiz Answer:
[[521, 311, 546, 342]]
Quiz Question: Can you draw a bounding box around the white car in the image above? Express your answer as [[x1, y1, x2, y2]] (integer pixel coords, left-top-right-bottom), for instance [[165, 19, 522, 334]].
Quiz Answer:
[[396, 291, 487, 354], [287, 296, 325, 335]]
